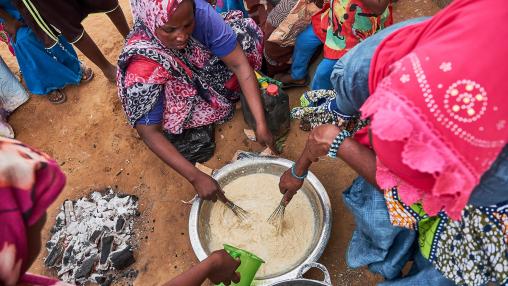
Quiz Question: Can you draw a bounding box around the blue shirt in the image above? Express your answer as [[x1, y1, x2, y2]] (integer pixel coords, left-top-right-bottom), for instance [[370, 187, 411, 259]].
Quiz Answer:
[[136, 0, 237, 126], [192, 0, 237, 57]]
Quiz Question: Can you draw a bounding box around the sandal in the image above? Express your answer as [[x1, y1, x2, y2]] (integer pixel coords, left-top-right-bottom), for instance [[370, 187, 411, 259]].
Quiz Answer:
[[274, 73, 310, 89], [80, 63, 94, 83], [47, 89, 67, 104]]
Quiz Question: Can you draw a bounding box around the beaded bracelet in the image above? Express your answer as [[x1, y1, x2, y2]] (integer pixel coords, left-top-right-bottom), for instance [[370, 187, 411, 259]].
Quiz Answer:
[[327, 130, 352, 158], [290, 163, 308, 180], [353, 119, 370, 133]]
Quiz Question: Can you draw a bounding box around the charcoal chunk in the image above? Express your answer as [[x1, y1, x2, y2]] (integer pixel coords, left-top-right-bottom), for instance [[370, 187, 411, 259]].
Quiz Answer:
[[74, 255, 97, 280], [89, 229, 104, 244], [115, 216, 125, 233], [92, 274, 106, 284], [62, 243, 74, 267], [100, 235, 114, 265], [123, 269, 138, 279], [45, 240, 64, 267], [109, 246, 135, 270], [100, 274, 114, 286]]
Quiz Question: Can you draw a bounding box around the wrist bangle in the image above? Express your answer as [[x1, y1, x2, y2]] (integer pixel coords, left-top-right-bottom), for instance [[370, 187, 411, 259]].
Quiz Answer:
[[290, 163, 307, 180], [327, 130, 351, 158]]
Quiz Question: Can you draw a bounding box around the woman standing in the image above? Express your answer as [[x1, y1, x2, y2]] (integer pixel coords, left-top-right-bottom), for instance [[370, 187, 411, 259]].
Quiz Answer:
[[278, 0, 508, 284], [0, 0, 93, 104], [17, 0, 130, 82], [117, 0, 275, 201]]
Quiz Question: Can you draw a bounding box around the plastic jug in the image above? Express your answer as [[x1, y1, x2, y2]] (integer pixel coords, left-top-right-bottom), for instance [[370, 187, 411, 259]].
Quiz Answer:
[[217, 244, 265, 286], [241, 73, 290, 137]]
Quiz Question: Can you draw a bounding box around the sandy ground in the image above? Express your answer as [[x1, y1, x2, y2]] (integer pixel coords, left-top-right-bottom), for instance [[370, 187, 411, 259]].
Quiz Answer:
[[0, 1, 440, 285]]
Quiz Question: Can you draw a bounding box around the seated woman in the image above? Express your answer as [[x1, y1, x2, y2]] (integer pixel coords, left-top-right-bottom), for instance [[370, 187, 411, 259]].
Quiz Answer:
[[0, 137, 242, 286], [278, 0, 508, 284], [274, 0, 391, 90], [0, 0, 93, 104], [117, 0, 275, 201]]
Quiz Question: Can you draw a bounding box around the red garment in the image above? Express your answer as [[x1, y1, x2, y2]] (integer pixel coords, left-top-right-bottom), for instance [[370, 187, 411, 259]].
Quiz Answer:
[[311, 3, 329, 43], [362, 0, 508, 219]]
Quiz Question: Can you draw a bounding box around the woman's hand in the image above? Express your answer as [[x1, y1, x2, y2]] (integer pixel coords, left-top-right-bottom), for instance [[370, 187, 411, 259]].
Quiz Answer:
[[279, 168, 305, 204], [278, 124, 340, 204], [305, 124, 341, 161], [255, 125, 277, 153], [206, 250, 241, 285], [221, 44, 277, 152], [190, 172, 224, 202]]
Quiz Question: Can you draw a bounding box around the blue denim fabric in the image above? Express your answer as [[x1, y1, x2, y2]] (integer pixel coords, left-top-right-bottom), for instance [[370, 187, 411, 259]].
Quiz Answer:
[[311, 58, 337, 90], [343, 177, 457, 285], [291, 25, 323, 80], [378, 251, 456, 286], [343, 153, 508, 285], [343, 177, 416, 280], [469, 145, 508, 206], [330, 17, 428, 118]]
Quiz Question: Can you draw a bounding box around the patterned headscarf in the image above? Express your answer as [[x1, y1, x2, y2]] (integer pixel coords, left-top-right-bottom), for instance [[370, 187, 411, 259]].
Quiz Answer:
[[118, 0, 263, 134], [361, 0, 508, 219], [0, 138, 66, 285], [131, 0, 184, 35]]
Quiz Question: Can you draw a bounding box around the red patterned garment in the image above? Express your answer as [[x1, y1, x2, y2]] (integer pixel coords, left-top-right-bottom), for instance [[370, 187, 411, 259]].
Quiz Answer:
[[117, 0, 262, 135]]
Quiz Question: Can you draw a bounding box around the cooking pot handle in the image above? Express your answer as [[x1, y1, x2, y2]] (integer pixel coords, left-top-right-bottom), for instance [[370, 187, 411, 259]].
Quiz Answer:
[[297, 262, 332, 285]]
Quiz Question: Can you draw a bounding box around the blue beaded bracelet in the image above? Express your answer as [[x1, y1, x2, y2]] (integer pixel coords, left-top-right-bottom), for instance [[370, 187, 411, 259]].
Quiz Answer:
[[290, 163, 308, 180], [327, 130, 352, 158]]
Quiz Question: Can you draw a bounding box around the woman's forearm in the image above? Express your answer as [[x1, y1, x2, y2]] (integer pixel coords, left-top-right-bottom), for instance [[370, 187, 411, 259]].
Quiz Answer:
[[294, 125, 378, 187], [222, 44, 267, 128], [135, 124, 201, 183], [337, 138, 378, 187]]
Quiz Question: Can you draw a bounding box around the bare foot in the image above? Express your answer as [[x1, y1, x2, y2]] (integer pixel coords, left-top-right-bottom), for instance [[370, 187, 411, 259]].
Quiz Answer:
[[102, 65, 117, 83]]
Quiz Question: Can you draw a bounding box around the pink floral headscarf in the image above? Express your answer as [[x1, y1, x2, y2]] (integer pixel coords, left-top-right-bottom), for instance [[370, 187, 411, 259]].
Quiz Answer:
[[131, 0, 184, 35], [362, 0, 508, 219], [0, 138, 67, 285]]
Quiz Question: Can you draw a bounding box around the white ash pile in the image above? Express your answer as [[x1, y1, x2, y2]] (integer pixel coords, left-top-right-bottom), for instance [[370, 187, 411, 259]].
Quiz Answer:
[[45, 188, 139, 285]]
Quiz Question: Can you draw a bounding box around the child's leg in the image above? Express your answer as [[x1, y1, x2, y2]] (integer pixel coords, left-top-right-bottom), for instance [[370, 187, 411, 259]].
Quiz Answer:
[[290, 25, 323, 80], [106, 5, 130, 39], [311, 58, 338, 90]]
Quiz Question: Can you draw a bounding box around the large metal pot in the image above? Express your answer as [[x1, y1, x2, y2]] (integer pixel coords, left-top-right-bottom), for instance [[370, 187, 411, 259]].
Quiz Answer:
[[269, 262, 332, 286], [188, 157, 332, 285]]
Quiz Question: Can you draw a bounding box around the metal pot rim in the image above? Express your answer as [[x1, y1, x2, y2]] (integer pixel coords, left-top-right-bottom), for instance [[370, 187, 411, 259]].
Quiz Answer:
[[188, 157, 332, 285]]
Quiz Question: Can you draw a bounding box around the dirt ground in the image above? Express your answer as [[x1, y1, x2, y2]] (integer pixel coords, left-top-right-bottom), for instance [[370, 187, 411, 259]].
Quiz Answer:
[[1, 1, 440, 285]]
